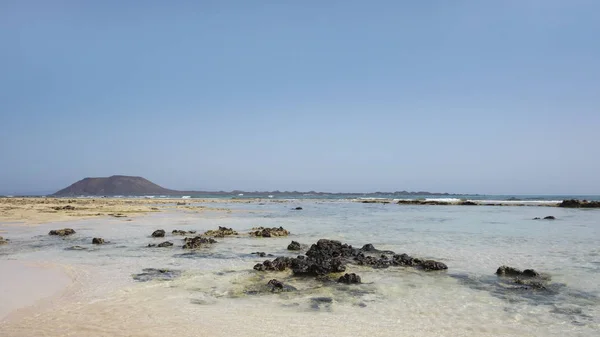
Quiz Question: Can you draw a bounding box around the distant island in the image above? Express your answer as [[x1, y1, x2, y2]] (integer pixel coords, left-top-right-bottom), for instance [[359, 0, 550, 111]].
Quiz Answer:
[[52, 175, 464, 197]]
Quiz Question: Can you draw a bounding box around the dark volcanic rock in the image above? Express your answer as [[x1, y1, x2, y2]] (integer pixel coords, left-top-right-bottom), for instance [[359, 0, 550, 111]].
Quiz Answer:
[[92, 237, 105, 245], [182, 236, 217, 249], [559, 199, 600, 208], [294, 207, 303, 210], [204, 226, 238, 238], [254, 256, 293, 272], [172, 230, 197, 235], [533, 217, 541, 220], [420, 260, 448, 271], [495, 265, 549, 291], [287, 241, 303, 251], [496, 265, 539, 278], [151, 229, 165, 238], [250, 226, 290, 237], [49, 228, 76, 236], [147, 241, 174, 248], [255, 239, 448, 277], [266, 279, 296, 292], [252, 252, 267, 257], [338, 273, 362, 284], [132, 268, 181, 282], [543, 216, 556, 220], [460, 201, 477, 206]]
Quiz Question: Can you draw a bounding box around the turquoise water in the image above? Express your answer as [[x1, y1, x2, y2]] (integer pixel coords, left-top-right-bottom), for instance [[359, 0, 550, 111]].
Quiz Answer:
[[1, 201, 599, 336]]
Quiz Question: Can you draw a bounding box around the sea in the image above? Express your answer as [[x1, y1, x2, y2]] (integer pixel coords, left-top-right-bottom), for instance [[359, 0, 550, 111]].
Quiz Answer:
[[1, 196, 599, 336]]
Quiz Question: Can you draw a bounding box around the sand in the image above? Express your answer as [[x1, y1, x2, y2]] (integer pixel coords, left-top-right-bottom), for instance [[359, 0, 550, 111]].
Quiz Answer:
[[0, 261, 73, 322], [0, 197, 240, 225]]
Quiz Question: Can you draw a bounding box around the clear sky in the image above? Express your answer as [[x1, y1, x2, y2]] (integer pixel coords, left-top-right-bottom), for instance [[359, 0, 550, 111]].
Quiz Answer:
[[1, 0, 599, 195]]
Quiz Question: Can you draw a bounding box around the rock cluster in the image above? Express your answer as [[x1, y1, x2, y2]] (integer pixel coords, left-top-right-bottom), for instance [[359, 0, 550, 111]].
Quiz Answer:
[[496, 265, 549, 290], [172, 230, 197, 235], [182, 236, 217, 249], [148, 241, 174, 248], [559, 199, 600, 208], [250, 226, 290, 237], [254, 239, 447, 278], [204, 226, 238, 237], [49, 228, 76, 236], [338, 273, 361, 284]]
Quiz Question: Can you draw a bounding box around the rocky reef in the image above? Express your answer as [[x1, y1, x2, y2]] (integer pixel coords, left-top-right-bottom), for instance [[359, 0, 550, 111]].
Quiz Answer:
[[182, 236, 217, 249], [49, 228, 76, 236], [250, 226, 290, 237], [204, 226, 238, 237], [254, 239, 447, 279], [172, 230, 197, 235], [559, 199, 600, 208]]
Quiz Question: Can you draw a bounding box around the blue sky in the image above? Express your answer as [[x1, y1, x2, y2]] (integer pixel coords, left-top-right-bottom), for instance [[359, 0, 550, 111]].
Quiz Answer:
[[1, 1, 599, 195]]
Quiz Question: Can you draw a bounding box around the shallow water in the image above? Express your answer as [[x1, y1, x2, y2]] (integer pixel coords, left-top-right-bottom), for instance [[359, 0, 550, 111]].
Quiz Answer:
[[0, 202, 599, 336]]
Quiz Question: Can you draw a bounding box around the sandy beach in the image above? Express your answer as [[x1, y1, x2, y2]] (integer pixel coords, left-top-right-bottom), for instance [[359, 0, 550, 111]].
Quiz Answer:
[[0, 197, 246, 225]]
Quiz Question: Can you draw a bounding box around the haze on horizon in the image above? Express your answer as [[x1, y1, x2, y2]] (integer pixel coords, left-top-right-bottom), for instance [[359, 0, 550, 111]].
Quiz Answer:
[[1, 1, 599, 196]]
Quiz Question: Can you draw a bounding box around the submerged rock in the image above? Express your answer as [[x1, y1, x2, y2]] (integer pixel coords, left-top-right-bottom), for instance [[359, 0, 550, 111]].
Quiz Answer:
[[252, 252, 273, 257], [92, 237, 105, 245], [0, 236, 8, 245], [267, 279, 296, 292], [420, 260, 448, 271], [132, 268, 181, 282], [149, 241, 174, 248], [543, 216, 556, 220], [496, 265, 539, 278], [172, 230, 197, 235], [294, 207, 303, 210], [65, 245, 87, 251], [250, 226, 289, 237], [204, 226, 238, 238], [287, 241, 303, 251], [460, 201, 478, 206], [182, 236, 217, 249], [495, 265, 550, 291], [49, 228, 76, 236], [151, 229, 165, 238], [338, 273, 362, 284]]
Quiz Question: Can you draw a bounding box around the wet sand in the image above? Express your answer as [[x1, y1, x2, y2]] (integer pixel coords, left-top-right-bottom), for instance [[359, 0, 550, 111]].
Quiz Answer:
[[0, 261, 73, 322]]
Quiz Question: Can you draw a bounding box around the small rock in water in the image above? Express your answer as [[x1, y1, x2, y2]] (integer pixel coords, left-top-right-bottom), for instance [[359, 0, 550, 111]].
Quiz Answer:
[[533, 217, 541, 220], [420, 260, 448, 271], [151, 229, 165, 238], [172, 230, 197, 235], [287, 241, 302, 251], [182, 236, 217, 249], [252, 252, 267, 257], [151, 241, 173, 248], [92, 237, 105, 245], [310, 297, 333, 310], [543, 216, 556, 220], [132, 268, 181, 282], [0, 236, 9, 245], [338, 273, 362, 284], [294, 207, 303, 210], [49, 228, 76, 236]]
